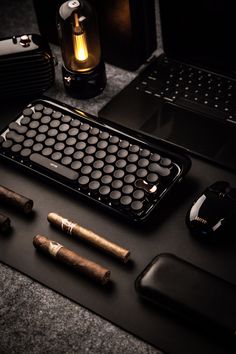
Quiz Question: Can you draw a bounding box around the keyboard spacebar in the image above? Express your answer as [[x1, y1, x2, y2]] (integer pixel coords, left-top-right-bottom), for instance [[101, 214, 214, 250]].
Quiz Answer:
[[175, 97, 227, 120], [30, 153, 79, 181]]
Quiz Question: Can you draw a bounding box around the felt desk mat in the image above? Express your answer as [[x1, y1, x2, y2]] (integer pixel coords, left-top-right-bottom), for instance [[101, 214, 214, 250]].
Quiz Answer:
[[0, 104, 236, 354]]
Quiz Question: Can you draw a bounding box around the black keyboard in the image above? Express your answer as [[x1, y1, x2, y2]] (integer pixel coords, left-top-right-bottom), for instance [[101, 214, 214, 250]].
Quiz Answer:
[[0, 99, 191, 221], [136, 57, 236, 124]]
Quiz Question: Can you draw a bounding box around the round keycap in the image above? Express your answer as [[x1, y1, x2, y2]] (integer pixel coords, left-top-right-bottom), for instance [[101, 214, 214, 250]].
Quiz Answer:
[[160, 158, 172, 167], [133, 190, 145, 200], [139, 149, 150, 158], [122, 185, 134, 195], [66, 137, 77, 146], [64, 147, 75, 156], [126, 164, 137, 173], [150, 153, 161, 162], [47, 129, 58, 137], [110, 190, 121, 203], [103, 165, 115, 174], [9, 122, 27, 134], [50, 120, 60, 128], [41, 116, 51, 124], [148, 163, 160, 173], [71, 161, 82, 170], [26, 130, 37, 138], [83, 155, 94, 165], [105, 155, 116, 164], [120, 196, 132, 207], [29, 121, 39, 129], [51, 152, 62, 161], [43, 107, 53, 115], [131, 200, 143, 212], [124, 174, 135, 184], [93, 160, 104, 169], [107, 145, 118, 154], [112, 180, 123, 189], [23, 108, 33, 116], [117, 149, 128, 158], [78, 132, 88, 141], [99, 131, 109, 140], [138, 158, 149, 168], [116, 159, 127, 169], [57, 133, 67, 142], [61, 156, 72, 166], [20, 117, 31, 125], [78, 176, 89, 187], [86, 146, 96, 155], [20, 148, 31, 157], [73, 151, 84, 160], [32, 143, 43, 152], [36, 134, 46, 143], [127, 154, 138, 163], [54, 142, 65, 151], [113, 169, 125, 179], [147, 173, 159, 183], [89, 181, 100, 192], [101, 175, 112, 185], [76, 142, 86, 150], [136, 168, 148, 178], [68, 128, 79, 136], [109, 136, 119, 144], [34, 104, 44, 112], [59, 124, 70, 132], [52, 111, 62, 119], [32, 112, 42, 120], [38, 125, 49, 134], [91, 170, 102, 180], [11, 144, 22, 153], [70, 119, 81, 127], [95, 150, 106, 159], [45, 138, 55, 147], [42, 147, 52, 156], [97, 140, 108, 149], [80, 123, 90, 132], [81, 166, 92, 175], [62, 115, 72, 123], [129, 144, 139, 153], [90, 127, 99, 136], [99, 185, 110, 197], [119, 140, 129, 149], [23, 139, 34, 148]]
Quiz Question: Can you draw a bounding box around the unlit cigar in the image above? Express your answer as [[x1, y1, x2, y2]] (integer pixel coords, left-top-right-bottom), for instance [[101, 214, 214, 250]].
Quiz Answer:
[[33, 234, 110, 285], [0, 185, 33, 214], [47, 212, 130, 263], [0, 212, 11, 232]]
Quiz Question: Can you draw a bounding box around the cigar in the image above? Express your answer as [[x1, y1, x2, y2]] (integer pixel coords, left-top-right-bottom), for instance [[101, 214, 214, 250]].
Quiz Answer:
[[0, 185, 33, 214], [33, 235, 111, 285], [47, 212, 130, 263], [0, 212, 11, 232]]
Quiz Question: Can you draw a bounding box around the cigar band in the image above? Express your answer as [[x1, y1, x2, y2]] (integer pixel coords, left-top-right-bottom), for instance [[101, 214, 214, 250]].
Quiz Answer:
[[61, 218, 75, 235], [49, 241, 63, 257]]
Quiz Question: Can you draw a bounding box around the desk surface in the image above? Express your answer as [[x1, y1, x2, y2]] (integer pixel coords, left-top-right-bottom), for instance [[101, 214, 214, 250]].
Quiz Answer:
[[0, 2, 235, 354]]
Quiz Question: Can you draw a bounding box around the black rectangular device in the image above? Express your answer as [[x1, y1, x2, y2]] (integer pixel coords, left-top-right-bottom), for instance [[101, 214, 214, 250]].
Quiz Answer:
[[136, 253, 236, 340], [0, 98, 190, 222], [99, 0, 236, 172]]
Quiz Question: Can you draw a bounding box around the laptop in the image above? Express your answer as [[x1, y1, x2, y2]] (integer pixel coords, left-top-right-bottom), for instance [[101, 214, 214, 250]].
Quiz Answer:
[[99, 0, 236, 172]]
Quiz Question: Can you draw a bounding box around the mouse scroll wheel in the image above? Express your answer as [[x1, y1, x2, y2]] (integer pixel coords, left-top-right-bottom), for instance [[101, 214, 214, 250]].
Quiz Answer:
[[208, 181, 230, 194], [227, 188, 236, 202]]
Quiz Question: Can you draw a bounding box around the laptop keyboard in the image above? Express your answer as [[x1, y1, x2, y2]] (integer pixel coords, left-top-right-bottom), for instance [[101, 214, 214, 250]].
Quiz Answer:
[[136, 57, 236, 124]]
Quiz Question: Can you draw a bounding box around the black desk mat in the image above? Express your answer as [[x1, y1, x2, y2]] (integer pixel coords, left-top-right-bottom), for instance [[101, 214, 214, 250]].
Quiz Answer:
[[0, 103, 236, 354]]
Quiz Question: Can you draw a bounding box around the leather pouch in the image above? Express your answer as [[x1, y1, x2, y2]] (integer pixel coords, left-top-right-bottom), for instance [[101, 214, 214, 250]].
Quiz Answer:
[[135, 253, 236, 339]]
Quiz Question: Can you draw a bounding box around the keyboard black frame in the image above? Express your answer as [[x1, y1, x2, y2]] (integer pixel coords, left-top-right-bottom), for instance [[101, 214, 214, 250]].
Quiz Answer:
[[0, 98, 191, 222]]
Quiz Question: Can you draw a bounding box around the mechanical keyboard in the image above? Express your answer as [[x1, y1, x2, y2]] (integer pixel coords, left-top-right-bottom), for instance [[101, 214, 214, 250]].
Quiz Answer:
[[0, 99, 191, 221]]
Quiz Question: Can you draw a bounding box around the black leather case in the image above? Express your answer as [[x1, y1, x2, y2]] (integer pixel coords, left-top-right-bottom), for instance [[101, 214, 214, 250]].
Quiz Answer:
[[135, 254, 236, 339]]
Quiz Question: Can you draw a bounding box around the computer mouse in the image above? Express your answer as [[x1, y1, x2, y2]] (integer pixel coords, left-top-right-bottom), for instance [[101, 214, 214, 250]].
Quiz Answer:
[[186, 181, 236, 239]]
